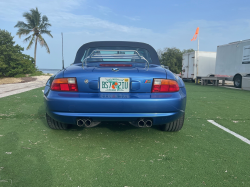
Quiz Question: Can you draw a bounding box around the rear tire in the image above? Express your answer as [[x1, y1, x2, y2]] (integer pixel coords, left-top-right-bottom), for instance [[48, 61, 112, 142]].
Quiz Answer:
[[161, 114, 185, 132], [234, 75, 242, 88], [46, 113, 69, 130]]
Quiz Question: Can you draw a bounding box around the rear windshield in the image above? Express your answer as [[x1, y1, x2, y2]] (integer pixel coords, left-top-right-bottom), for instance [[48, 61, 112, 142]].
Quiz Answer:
[[81, 47, 153, 63]]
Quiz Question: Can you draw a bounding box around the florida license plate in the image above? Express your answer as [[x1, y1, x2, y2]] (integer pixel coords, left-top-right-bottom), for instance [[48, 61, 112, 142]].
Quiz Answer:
[[100, 77, 130, 92]]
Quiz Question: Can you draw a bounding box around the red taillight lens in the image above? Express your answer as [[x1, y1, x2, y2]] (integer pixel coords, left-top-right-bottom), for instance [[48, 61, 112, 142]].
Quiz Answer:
[[51, 78, 78, 92], [152, 79, 179, 92]]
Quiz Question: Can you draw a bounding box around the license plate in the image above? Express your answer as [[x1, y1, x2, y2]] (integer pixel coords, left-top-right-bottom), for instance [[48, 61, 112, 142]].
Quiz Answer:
[[100, 77, 130, 92]]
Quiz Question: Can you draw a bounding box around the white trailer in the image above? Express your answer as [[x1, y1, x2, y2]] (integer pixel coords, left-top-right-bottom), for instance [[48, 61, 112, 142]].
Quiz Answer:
[[215, 40, 250, 88], [182, 51, 216, 81]]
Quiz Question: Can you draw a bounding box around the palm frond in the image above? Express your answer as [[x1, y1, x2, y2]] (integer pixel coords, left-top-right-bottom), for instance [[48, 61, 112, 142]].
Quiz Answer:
[[39, 22, 52, 30], [30, 7, 41, 27], [40, 30, 53, 38], [41, 15, 48, 23], [14, 21, 32, 29], [39, 15, 50, 29], [23, 12, 34, 28], [15, 7, 52, 55], [37, 34, 45, 47], [37, 34, 50, 53], [26, 34, 35, 50], [16, 28, 32, 38], [23, 35, 33, 43]]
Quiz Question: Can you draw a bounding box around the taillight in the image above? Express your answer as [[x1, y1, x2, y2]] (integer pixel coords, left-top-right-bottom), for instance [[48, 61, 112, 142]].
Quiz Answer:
[[51, 78, 78, 92], [151, 79, 179, 92]]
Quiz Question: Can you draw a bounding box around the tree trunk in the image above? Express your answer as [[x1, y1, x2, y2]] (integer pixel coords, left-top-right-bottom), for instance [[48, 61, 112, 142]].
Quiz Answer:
[[34, 36, 38, 66]]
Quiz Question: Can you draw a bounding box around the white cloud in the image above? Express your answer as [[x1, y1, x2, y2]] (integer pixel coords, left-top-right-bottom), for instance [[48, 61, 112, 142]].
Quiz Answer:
[[123, 16, 140, 21], [0, 0, 149, 35], [96, 5, 112, 15], [0, 0, 84, 22], [48, 12, 151, 34]]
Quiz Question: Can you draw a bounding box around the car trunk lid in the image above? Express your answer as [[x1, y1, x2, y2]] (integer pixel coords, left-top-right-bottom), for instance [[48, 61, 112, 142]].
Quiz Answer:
[[63, 64, 167, 93]]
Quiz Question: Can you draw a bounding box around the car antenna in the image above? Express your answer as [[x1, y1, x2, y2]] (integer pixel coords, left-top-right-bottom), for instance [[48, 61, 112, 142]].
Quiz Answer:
[[61, 32, 65, 69]]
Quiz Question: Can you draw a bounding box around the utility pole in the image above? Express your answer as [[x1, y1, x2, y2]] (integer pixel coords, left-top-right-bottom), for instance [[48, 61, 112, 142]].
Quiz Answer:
[[197, 31, 199, 77], [191, 27, 199, 82], [61, 32, 64, 69]]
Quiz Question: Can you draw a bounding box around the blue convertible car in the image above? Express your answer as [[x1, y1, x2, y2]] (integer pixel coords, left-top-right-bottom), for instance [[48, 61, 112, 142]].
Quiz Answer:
[[44, 41, 186, 131]]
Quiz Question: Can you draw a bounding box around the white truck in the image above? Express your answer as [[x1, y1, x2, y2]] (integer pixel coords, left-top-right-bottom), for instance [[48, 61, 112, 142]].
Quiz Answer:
[[215, 40, 250, 88], [182, 51, 216, 81]]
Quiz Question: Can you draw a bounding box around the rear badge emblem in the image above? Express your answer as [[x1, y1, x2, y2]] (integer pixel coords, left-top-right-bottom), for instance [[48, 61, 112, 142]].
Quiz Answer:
[[84, 79, 89, 84], [144, 80, 151, 83], [112, 68, 119, 72]]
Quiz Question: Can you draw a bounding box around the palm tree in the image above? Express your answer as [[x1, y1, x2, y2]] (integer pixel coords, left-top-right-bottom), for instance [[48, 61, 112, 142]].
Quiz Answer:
[[14, 7, 53, 66]]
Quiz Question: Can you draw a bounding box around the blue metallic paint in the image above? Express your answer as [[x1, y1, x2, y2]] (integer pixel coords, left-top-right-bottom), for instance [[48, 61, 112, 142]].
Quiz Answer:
[[44, 41, 186, 127], [62, 63, 168, 93], [44, 64, 186, 126]]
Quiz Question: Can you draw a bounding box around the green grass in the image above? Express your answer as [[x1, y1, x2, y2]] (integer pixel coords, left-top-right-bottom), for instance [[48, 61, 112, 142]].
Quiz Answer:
[[0, 83, 250, 186], [13, 74, 26, 78], [185, 83, 250, 138]]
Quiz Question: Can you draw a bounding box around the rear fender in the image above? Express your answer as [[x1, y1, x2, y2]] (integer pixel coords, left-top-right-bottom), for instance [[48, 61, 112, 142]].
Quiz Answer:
[[233, 73, 242, 81], [44, 70, 64, 97], [166, 69, 185, 88], [233, 73, 250, 81]]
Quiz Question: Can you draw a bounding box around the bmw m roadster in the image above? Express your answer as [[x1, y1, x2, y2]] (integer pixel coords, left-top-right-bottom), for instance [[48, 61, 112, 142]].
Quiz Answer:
[[44, 41, 186, 131]]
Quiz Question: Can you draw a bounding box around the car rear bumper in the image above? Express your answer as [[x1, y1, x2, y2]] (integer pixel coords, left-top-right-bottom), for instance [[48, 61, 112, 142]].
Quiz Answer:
[[47, 111, 183, 125], [44, 87, 186, 125]]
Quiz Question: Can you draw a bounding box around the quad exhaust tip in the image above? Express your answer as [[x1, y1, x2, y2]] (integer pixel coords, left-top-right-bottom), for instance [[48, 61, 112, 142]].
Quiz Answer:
[[145, 120, 152, 127], [78, 118, 152, 128], [77, 118, 93, 127], [77, 119, 85, 127], [138, 120, 145, 127], [84, 119, 92, 127], [137, 119, 153, 128]]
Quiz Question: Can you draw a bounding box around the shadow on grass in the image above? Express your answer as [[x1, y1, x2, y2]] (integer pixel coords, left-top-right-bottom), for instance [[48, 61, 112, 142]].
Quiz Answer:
[[38, 103, 162, 132], [37, 104, 49, 129], [66, 121, 161, 132]]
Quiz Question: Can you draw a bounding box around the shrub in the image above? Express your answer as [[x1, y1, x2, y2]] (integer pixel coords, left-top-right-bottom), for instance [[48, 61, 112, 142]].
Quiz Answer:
[[0, 29, 37, 77], [29, 71, 44, 76]]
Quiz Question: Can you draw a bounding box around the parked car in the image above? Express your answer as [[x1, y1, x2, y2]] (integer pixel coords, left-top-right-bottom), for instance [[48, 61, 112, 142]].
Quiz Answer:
[[44, 41, 187, 131]]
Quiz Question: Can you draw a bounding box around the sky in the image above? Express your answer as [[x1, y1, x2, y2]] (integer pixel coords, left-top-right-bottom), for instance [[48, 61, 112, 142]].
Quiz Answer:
[[1, 0, 250, 69]]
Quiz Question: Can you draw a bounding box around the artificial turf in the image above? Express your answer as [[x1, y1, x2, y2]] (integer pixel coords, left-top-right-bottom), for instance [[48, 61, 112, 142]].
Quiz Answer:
[[0, 83, 249, 186]]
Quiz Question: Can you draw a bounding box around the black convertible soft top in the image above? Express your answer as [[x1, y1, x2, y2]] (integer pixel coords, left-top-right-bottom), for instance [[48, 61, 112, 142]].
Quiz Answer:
[[73, 41, 160, 65]]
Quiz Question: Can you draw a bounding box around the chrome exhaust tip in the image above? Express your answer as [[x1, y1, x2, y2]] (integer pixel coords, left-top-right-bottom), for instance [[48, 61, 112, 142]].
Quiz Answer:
[[85, 119, 92, 127], [145, 120, 152, 127], [138, 119, 145, 127], [77, 119, 85, 127]]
